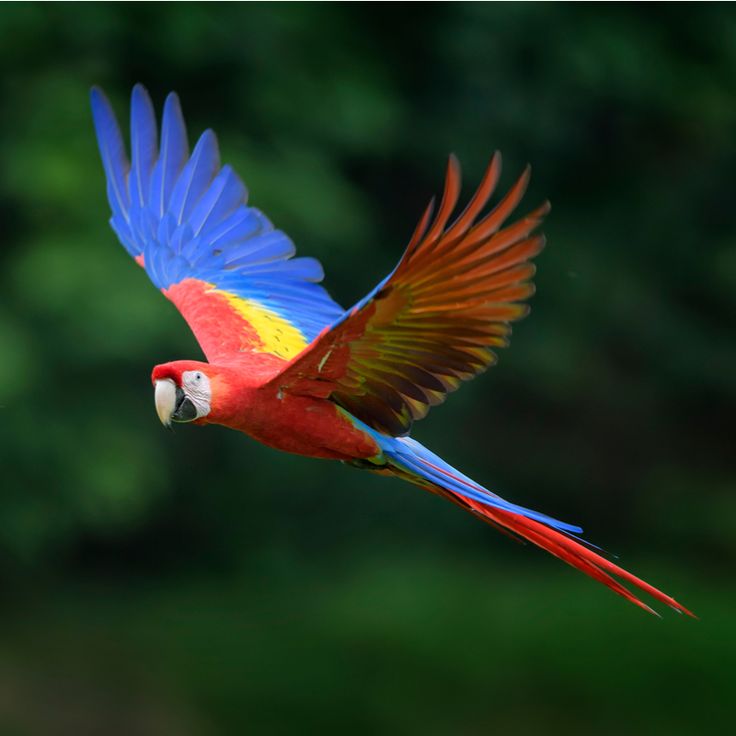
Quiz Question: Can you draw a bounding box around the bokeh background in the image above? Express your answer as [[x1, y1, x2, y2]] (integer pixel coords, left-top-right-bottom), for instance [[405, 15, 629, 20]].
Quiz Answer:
[[1, 3, 735, 734]]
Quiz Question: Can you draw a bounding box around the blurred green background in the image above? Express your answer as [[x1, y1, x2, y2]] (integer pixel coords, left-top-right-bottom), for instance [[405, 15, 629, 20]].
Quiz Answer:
[[1, 3, 735, 734]]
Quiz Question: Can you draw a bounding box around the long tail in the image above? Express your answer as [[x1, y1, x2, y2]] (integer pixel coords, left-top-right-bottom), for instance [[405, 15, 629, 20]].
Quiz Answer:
[[377, 435, 694, 617]]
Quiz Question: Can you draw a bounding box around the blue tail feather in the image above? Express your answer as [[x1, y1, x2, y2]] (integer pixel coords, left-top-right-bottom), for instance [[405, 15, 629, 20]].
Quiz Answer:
[[362, 424, 583, 535]]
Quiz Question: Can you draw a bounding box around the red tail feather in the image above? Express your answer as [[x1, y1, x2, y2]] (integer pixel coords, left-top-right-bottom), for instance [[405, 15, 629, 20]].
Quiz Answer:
[[465, 496, 695, 617], [387, 444, 694, 617]]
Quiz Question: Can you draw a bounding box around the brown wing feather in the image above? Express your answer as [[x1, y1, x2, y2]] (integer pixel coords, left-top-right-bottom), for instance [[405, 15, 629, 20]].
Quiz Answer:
[[270, 154, 549, 436]]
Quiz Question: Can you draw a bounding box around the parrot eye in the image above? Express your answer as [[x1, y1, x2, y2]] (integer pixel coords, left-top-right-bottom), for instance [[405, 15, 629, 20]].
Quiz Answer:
[[179, 369, 212, 420]]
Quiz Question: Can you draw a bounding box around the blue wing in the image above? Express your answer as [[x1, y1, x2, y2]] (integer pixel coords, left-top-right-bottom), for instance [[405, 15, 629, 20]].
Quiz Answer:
[[91, 84, 344, 361]]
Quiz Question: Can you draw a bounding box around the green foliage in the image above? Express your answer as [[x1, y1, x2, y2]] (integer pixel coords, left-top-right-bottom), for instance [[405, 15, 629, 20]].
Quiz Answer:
[[0, 3, 733, 733]]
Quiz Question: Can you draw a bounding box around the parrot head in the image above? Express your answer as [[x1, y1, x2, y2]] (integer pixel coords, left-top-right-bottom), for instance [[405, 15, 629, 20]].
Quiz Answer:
[[152, 361, 213, 427]]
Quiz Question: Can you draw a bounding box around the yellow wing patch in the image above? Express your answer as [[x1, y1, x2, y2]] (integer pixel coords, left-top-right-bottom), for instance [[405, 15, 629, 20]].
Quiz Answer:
[[218, 290, 309, 360]]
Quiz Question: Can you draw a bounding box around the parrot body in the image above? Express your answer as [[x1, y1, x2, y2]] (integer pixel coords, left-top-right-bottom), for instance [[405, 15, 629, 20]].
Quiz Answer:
[[92, 85, 693, 617], [152, 359, 381, 460]]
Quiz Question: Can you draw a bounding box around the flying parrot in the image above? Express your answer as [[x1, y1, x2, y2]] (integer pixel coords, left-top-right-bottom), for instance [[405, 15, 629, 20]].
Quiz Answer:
[[91, 84, 693, 617]]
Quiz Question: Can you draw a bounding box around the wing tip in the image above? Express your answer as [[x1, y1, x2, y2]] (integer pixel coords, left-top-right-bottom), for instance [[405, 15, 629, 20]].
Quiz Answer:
[[162, 90, 185, 128], [447, 152, 461, 178], [131, 82, 153, 109], [166, 90, 182, 109], [518, 163, 532, 191], [198, 128, 220, 152], [89, 85, 113, 119]]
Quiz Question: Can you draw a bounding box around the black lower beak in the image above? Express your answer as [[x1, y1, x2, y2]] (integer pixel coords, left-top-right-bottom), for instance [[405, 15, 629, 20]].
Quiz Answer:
[[172, 386, 198, 423]]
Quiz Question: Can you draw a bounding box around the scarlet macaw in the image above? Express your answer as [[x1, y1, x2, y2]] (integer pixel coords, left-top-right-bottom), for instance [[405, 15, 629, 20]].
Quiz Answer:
[[91, 84, 692, 617]]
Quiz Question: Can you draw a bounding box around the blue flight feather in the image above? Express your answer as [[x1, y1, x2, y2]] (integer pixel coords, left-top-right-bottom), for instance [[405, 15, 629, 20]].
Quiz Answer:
[[90, 87, 135, 253], [188, 166, 246, 237], [130, 84, 157, 211], [91, 84, 345, 342], [150, 92, 188, 219], [168, 129, 219, 225], [207, 208, 268, 250]]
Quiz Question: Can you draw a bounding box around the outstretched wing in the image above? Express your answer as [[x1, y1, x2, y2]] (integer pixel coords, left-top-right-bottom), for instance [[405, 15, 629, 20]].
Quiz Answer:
[[269, 154, 548, 436], [91, 84, 344, 363]]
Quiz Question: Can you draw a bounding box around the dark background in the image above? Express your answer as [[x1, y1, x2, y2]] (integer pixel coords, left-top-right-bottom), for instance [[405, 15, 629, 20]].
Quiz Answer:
[[1, 3, 734, 734]]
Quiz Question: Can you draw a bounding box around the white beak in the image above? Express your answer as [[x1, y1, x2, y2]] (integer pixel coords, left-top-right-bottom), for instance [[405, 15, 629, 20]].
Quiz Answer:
[[154, 378, 177, 427]]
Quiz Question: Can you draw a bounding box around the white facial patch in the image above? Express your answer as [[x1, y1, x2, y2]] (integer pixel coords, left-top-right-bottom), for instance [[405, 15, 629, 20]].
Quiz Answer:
[[181, 370, 212, 418]]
